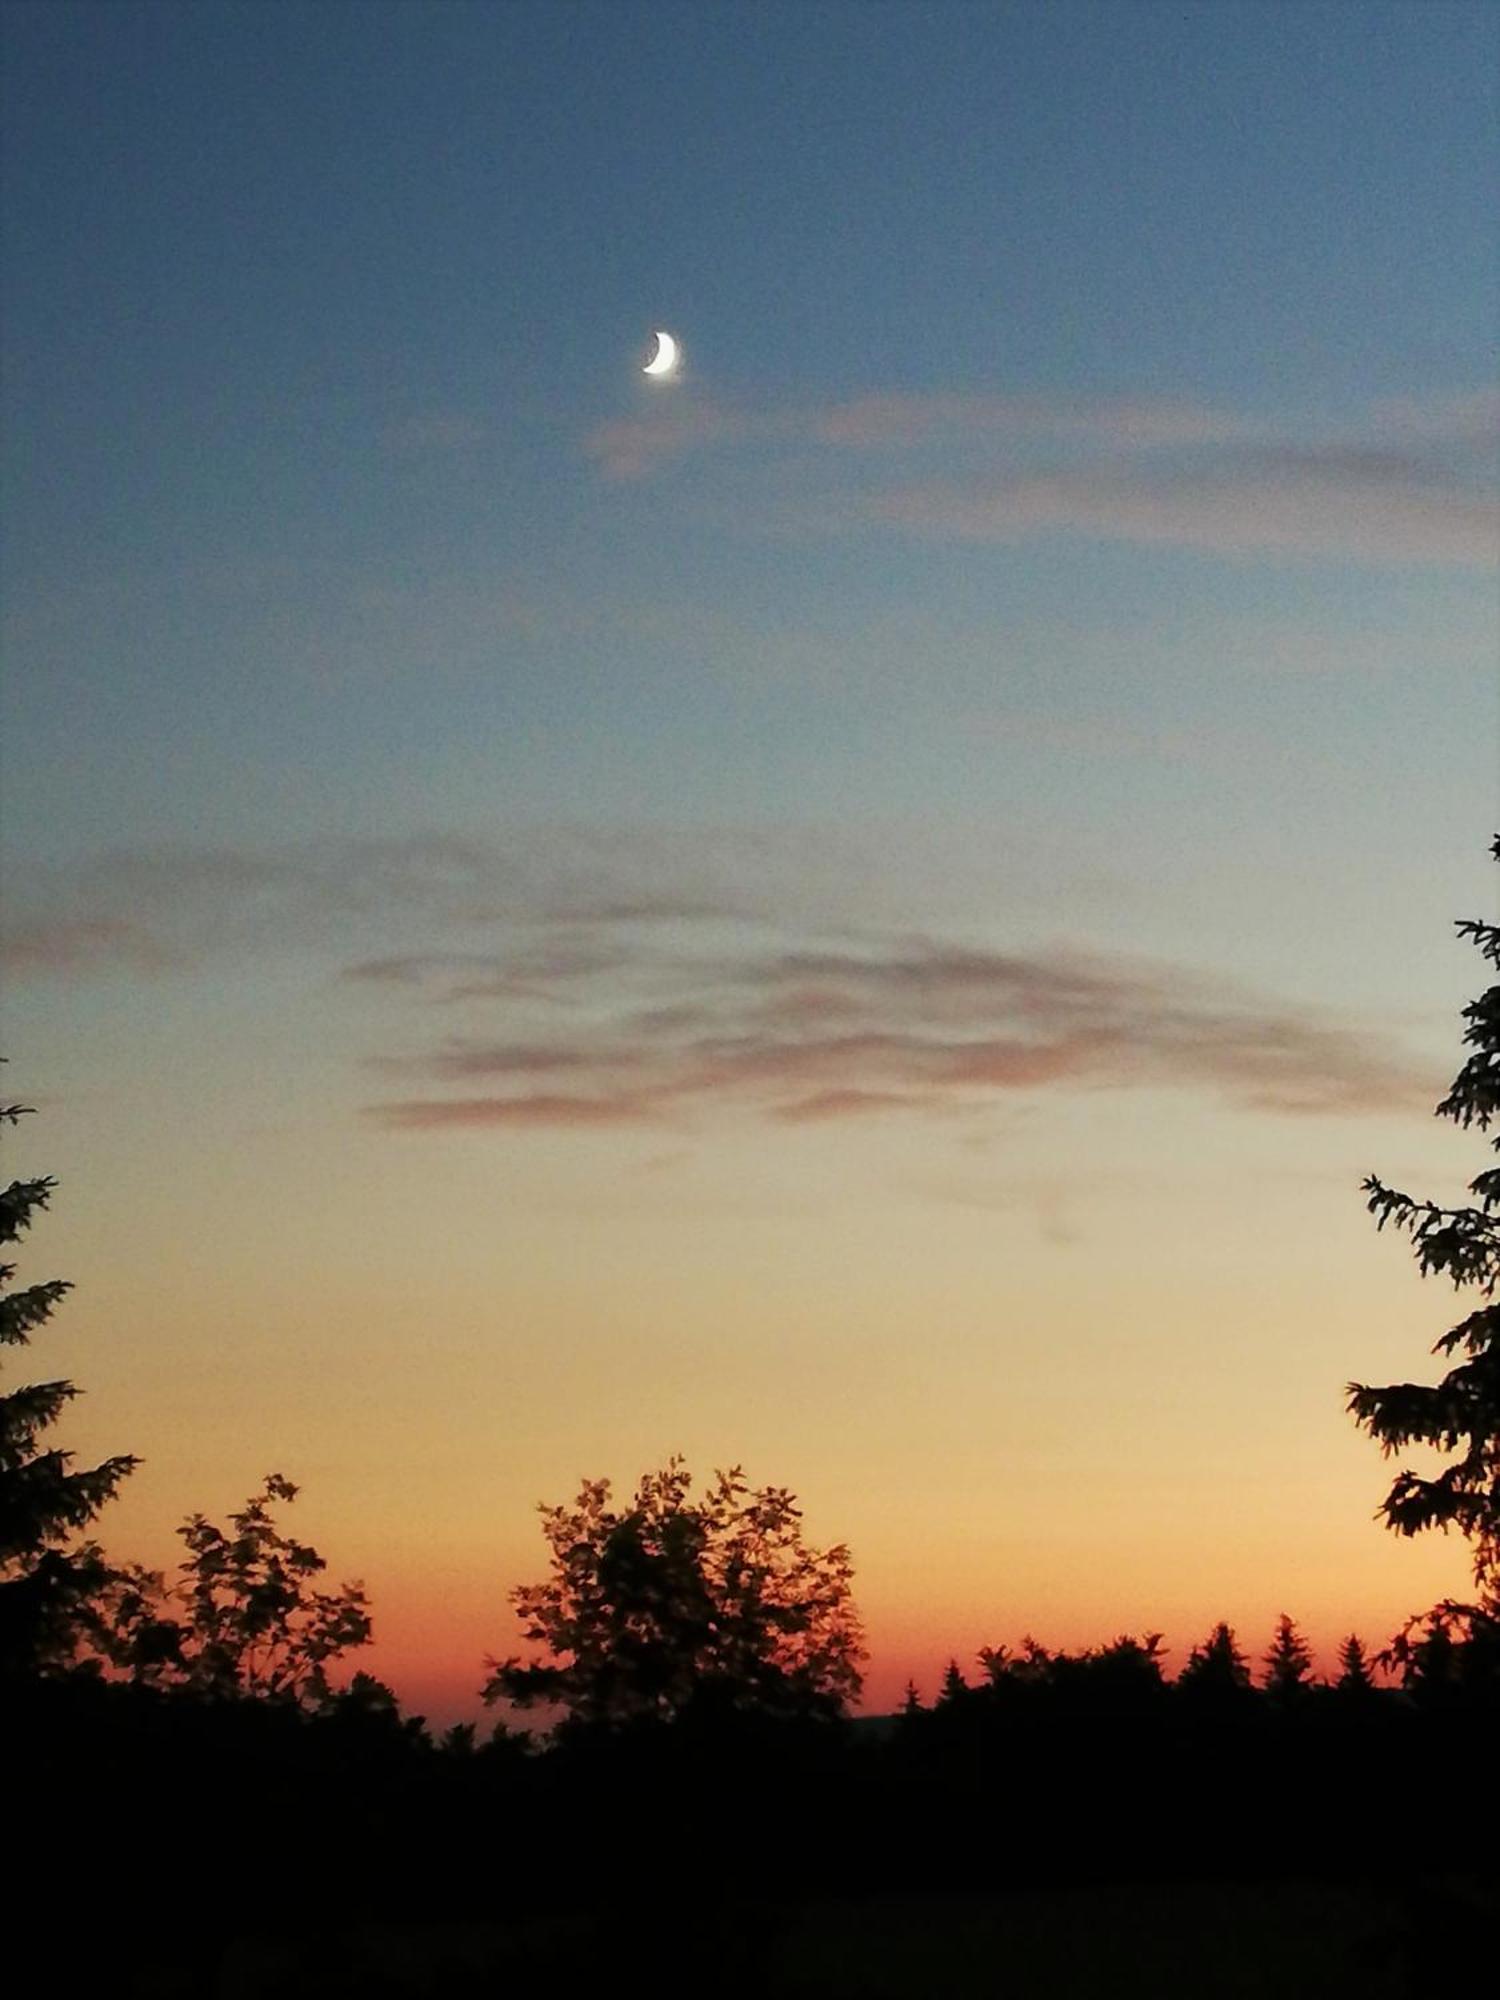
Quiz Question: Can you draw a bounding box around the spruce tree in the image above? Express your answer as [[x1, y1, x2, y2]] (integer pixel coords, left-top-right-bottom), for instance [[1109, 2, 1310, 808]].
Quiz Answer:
[[1261, 1613, 1313, 1699], [1348, 835, 1500, 1610], [1334, 1632, 1375, 1695], [1176, 1621, 1252, 1702], [0, 1083, 137, 1672], [935, 1658, 969, 1706]]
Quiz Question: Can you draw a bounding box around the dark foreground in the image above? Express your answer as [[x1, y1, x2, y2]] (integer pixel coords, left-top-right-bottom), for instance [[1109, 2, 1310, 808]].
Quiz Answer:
[[210, 1879, 1496, 2000], [16, 1674, 1497, 1998]]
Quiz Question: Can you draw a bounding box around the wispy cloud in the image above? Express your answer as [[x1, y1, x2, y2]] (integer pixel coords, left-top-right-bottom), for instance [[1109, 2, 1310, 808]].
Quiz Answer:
[[0, 916, 175, 975], [362, 935, 1431, 1131], [2, 831, 1434, 1128], [808, 391, 1247, 452], [583, 388, 1248, 479], [583, 382, 1499, 569], [0, 832, 773, 979], [862, 456, 1498, 568], [585, 401, 760, 480]]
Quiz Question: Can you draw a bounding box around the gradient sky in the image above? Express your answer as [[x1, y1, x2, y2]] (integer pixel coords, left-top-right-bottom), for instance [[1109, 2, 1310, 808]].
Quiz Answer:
[[2, 0, 1497, 1725]]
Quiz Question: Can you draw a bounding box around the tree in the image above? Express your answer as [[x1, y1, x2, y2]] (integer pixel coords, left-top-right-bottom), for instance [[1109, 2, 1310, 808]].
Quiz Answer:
[[0, 1083, 136, 1673], [1176, 1621, 1252, 1701], [483, 1458, 865, 1733], [1261, 1613, 1313, 1700], [1379, 1595, 1500, 1703], [1334, 1632, 1375, 1695], [1348, 834, 1500, 1610], [105, 1473, 372, 1705], [936, 1657, 970, 1705]]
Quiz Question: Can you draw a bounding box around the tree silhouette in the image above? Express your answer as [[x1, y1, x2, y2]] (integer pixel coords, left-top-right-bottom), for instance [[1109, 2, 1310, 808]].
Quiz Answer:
[[1334, 1632, 1376, 1695], [1177, 1621, 1252, 1700], [1379, 1594, 1500, 1703], [104, 1473, 372, 1704], [1348, 834, 1500, 1610], [0, 1083, 136, 1674], [937, 1657, 971, 1703], [483, 1457, 864, 1733], [1261, 1613, 1313, 1699]]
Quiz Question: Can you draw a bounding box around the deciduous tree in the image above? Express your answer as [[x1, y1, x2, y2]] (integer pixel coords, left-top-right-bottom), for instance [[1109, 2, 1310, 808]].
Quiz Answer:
[[483, 1457, 864, 1732], [106, 1474, 372, 1705]]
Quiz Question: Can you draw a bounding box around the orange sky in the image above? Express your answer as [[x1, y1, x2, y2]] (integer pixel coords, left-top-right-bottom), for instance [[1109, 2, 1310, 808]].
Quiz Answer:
[[3, 0, 1495, 1736]]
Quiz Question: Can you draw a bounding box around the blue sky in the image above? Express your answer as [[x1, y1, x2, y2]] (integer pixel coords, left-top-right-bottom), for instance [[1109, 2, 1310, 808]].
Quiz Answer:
[[3, 0, 1494, 864], [1, 1, 1496, 1717]]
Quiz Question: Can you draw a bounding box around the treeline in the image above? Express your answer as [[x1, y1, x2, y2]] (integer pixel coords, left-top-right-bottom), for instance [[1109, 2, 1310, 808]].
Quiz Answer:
[[11, 1596, 1496, 1990], [6, 836, 1500, 1990]]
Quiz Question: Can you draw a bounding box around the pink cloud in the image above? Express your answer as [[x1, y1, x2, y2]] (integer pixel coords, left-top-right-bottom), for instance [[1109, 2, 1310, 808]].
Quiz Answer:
[[361, 937, 1432, 1130], [583, 400, 757, 480], [581, 379, 1496, 567], [812, 391, 1244, 451], [373, 1092, 664, 1129], [770, 1088, 925, 1123], [863, 463, 1499, 568], [0, 917, 174, 977]]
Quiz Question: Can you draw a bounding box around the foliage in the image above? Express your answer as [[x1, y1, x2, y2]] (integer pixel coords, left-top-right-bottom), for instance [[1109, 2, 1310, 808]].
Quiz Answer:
[[1348, 834, 1500, 1606], [972, 1631, 1166, 1714], [483, 1457, 865, 1732], [0, 1081, 137, 1673], [1378, 1595, 1500, 1701], [104, 1473, 372, 1705]]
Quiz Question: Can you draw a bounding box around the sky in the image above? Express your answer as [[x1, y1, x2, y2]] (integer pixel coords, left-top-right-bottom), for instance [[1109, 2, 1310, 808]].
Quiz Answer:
[[1, 0, 1496, 1726]]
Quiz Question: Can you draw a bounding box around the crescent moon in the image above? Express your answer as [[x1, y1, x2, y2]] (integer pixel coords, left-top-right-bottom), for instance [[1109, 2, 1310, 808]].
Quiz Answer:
[[643, 329, 680, 377]]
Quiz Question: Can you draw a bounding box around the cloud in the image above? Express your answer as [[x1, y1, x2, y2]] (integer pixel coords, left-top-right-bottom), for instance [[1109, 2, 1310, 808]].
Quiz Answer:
[[770, 1088, 926, 1124], [4, 832, 1438, 1132], [375, 1091, 664, 1129], [0, 916, 175, 978], [809, 391, 1247, 452], [583, 388, 1246, 480], [1365, 386, 1500, 450], [584, 400, 758, 479], [584, 381, 1498, 567], [9, 832, 777, 974], [861, 458, 1498, 569], [360, 936, 1432, 1131]]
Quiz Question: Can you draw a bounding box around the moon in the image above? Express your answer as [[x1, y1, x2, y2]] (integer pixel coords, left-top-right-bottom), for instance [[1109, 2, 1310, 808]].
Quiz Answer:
[[643, 329, 680, 378]]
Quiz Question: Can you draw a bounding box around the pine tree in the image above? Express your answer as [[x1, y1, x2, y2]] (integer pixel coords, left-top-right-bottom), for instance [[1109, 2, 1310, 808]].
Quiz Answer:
[[1348, 835, 1500, 1610], [1335, 1632, 1375, 1695], [1261, 1612, 1313, 1699], [0, 1081, 137, 1673], [936, 1657, 969, 1705], [1176, 1621, 1252, 1701]]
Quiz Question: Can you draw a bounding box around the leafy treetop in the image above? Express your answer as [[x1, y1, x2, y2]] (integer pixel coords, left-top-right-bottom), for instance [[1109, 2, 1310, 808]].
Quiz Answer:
[[484, 1457, 865, 1733]]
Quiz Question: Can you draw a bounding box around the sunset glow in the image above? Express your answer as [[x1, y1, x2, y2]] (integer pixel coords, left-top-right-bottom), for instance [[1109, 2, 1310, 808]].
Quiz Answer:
[[2, 1, 1496, 1738]]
